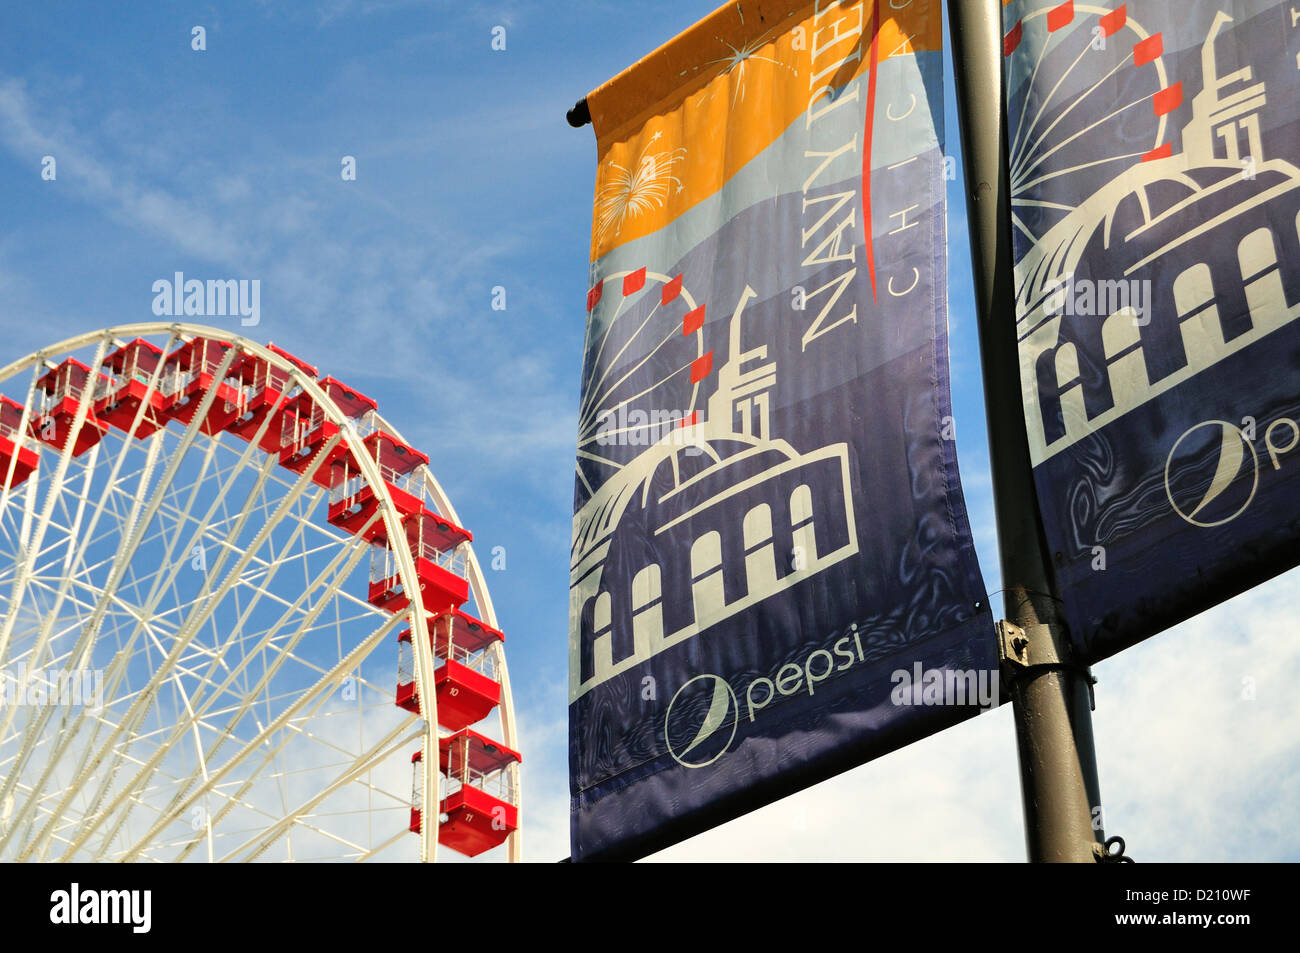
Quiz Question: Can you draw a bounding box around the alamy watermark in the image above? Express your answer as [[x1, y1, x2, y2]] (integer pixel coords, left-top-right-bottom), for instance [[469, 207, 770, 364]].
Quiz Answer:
[[1043, 271, 1152, 326], [0, 668, 104, 710], [595, 405, 704, 453], [151, 271, 260, 326], [50, 883, 151, 933], [890, 663, 999, 709]]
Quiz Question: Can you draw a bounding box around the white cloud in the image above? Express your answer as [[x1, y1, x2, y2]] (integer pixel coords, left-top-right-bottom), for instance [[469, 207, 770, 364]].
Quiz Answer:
[[0, 79, 249, 264]]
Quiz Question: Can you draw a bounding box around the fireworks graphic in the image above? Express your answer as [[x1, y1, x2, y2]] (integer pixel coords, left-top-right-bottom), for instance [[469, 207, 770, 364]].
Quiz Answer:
[[594, 141, 687, 246], [591, 32, 802, 248], [705, 36, 797, 107]]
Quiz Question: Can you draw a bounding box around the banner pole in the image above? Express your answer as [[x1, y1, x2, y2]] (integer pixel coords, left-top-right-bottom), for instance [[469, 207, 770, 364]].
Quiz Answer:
[[946, 0, 1106, 863]]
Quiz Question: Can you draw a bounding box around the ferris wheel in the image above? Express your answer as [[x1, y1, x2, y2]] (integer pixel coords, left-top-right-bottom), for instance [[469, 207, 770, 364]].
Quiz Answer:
[[0, 323, 520, 862], [576, 267, 711, 506], [1003, 1, 1175, 246]]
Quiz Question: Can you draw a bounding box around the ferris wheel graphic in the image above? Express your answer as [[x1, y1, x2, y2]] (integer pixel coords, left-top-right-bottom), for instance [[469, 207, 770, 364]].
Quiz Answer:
[[0, 323, 520, 862], [576, 267, 711, 506], [1004, 2, 1176, 247]]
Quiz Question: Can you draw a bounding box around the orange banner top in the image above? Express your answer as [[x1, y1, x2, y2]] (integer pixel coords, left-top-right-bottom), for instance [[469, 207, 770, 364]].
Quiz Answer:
[[585, 0, 941, 260]]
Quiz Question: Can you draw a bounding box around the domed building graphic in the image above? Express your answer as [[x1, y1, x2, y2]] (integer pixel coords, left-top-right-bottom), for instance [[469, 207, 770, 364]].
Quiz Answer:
[[1016, 10, 1300, 465], [569, 285, 858, 701]]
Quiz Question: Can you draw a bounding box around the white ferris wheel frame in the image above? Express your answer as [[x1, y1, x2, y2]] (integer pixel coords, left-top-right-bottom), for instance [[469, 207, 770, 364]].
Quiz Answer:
[[0, 322, 520, 863]]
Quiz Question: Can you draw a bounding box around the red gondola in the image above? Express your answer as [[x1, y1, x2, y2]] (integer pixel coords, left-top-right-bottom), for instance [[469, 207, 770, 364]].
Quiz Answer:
[[327, 431, 429, 541], [225, 343, 318, 453], [368, 509, 471, 613], [94, 338, 168, 438], [30, 359, 110, 457], [162, 337, 247, 435], [0, 396, 39, 488], [394, 609, 504, 731], [409, 729, 520, 857], [279, 377, 377, 487]]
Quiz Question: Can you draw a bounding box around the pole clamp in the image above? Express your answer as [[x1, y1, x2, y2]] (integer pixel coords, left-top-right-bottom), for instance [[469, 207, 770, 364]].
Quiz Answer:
[[996, 620, 1063, 670]]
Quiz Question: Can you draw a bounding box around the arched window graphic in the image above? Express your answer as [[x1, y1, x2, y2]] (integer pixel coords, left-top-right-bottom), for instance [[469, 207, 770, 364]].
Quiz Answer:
[[790, 484, 817, 572], [1054, 341, 1088, 440], [631, 564, 663, 654], [1054, 342, 1080, 393], [690, 531, 726, 629], [593, 589, 612, 654], [1102, 309, 1141, 358], [1239, 227, 1282, 336], [742, 503, 777, 598], [1175, 263, 1222, 369], [578, 589, 614, 684], [1032, 322, 1084, 446], [578, 592, 601, 683], [1102, 308, 1147, 409]]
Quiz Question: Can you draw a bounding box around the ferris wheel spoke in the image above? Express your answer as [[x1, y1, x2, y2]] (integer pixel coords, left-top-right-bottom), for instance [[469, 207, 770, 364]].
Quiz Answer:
[[0, 405, 181, 826], [173, 683, 413, 862], [0, 337, 110, 665], [277, 701, 408, 764], [1012, 198, 1078, 212], [143, 438, 227, 556], [1015, 148, 1154, 194], [92, 758, 289, 862], [1008, 26, 1059, 167], [0, 341, 227, 744], [225, 719, 422, 862], [578, 358, 695, 441], [580, 277, 642, 397], [1010, 34, 1097, 180], [578, 327, 683, 435], [579, 297, 664, 419], [44, 430, 343, 861], [88, 661, 214, 862], [1012, 50, 1136, 184], [575, 449, 623, 469], [18, 432, 319, 861], [1012, 211, 1038, 245], [118, 608, 405, 862], [155, 639, 395, 847], [1013, 91, 1158, 190], [91, 514, 381, 858], [0, 481, 31, 572], [573, 463, 596, 498], [0, 424, 283, 851], [353, 825, 408, 862], [17, 454, 42, 552], [149, 781, 358, 861]]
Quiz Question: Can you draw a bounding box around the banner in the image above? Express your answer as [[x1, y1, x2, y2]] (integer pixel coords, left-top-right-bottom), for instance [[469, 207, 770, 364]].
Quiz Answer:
[[569, 0, 992, 861], [1003, 0, 1300, 664]]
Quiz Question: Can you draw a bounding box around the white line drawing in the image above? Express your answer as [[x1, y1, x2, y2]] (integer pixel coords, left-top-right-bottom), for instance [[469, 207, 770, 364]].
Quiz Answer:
[[1009, 8, 1300, 464], [571, 281, 858, 701]]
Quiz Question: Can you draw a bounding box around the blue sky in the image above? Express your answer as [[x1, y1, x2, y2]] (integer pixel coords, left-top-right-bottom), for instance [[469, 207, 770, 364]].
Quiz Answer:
[[1, 0, 1296, 862]]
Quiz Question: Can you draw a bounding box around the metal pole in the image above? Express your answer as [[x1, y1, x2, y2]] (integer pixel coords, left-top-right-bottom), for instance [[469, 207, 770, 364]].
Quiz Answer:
[[946, 0, 1106, 863]]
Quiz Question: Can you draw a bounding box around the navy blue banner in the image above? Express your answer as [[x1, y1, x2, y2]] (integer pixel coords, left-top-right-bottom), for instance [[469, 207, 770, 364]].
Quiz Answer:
[[569, 1, 992, 861], [1003, 0, 1300, 663]]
